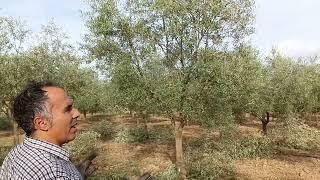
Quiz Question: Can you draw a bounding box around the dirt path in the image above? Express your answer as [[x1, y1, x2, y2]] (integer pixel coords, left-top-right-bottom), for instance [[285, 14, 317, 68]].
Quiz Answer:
[[92, 142, 174, 178], [233, 155, 320, 180], [1, 115, 320, 179]]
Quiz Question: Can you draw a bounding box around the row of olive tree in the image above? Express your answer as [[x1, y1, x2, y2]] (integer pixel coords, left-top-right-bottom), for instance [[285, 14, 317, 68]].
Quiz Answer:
[[257, 51, 320, 135], [0, 17, 107, 144], [83, 0, 256, 178], [83, 0, 320, 179]]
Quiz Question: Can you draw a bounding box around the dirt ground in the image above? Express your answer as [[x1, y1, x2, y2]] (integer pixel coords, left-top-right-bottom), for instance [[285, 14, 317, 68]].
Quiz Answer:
[[1, 114, 320, 179], [233, 155, 320, 180], [88, 115, 320, 179]]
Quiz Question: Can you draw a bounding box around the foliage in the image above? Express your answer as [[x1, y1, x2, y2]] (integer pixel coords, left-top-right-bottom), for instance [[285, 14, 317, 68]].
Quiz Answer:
[[113, 127, 134, 143], [156, 164, 177, 180], [3, 2, 320, 179], [219, 135, 274, 159], [184, 132, 273, 179], [126, 126, 150, 143], [65, 131, 101, 164], [114, 126, 149, 143], [185, 147, 234, 179], [183, 135, 233, 179], [0, 17, 104, 121], [73, 69, 109, 116], [251, 51, 320, 118], [113, 125, 174, 143], [270, 116, 320, 151], [0, 117, 13, 130], [88, 159, 139, 180], [92, 120, 114, 140], [0, 146, 12, 164], [84, 0, 256, 119], [88, 173, 128, 180], [0, 17, 30, 114], [148, 127, 174, 142], [84, 1, 255, 177]]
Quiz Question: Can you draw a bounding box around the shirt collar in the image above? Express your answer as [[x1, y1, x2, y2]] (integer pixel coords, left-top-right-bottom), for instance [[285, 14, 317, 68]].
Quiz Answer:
[[24, 137, 70, 161]]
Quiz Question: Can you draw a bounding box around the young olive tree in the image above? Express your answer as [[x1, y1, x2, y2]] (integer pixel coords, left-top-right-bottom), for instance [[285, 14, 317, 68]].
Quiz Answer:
[[251, 51, 320, 135], [0, 18, 88, 144], [84, 0, 255, 178]]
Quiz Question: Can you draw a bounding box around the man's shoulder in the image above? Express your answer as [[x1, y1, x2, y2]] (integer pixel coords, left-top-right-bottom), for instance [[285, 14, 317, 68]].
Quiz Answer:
[[2, 144, 82, 179], [1, 144, 60, 178], [8, 142, 53, 162]]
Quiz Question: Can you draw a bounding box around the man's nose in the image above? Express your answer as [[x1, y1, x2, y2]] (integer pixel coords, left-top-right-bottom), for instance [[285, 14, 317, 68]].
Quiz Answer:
[[72, 108, 80, 119]]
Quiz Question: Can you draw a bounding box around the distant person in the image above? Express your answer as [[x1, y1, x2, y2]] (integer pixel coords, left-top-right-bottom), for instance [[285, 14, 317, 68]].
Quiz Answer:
[[0, 81, 82, 179]]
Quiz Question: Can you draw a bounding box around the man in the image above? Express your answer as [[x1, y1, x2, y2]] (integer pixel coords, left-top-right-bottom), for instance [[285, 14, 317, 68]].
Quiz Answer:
[[0, 81, 82, 179]]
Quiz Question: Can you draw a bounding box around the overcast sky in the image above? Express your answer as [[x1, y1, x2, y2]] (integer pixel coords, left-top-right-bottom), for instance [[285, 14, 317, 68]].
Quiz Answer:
[[1, 0, 320, 57], [253, 0, 320, 57]]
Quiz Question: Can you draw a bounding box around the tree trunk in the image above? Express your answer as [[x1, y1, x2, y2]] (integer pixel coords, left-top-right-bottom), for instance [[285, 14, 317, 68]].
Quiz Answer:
[[143, 114, 148, 130], [84, 111, 87, 119], [12, 120, 20, 145], [142, 112, 148, 133], [262, 121, 267, 135], [137, 111, 144, 126], [261, 112, 270, 135], [170, 116, 175, 127], [5, 106, 19, 145], [175, 121, 187, 180]]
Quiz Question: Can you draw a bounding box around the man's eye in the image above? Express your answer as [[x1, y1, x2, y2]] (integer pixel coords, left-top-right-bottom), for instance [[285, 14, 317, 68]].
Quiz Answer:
[[65, 105, 73, 112]]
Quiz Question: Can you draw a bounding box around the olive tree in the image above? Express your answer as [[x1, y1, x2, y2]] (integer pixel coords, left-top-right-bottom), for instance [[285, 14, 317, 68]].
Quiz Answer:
[[84, 0, 255, 178]]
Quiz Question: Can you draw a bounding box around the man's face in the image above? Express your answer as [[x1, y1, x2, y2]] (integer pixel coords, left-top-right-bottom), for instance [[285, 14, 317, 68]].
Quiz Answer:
[[44, 87, 80, 146]]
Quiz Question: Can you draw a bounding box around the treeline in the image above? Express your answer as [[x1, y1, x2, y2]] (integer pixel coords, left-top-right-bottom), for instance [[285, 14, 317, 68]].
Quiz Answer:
[[0, 17, 108, 119], [82, 0, 320, 178]]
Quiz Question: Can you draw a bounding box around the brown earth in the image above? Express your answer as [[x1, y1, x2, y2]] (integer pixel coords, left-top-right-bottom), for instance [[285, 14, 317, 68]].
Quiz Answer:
[[1, 114, 320, 179], [233, 155, 320, 180]]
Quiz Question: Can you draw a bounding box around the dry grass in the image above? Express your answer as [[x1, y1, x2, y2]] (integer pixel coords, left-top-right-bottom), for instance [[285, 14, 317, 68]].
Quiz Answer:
[[1, 114, 320, 179], [92, 142, 174, 178], [233, 155, 320, 179]]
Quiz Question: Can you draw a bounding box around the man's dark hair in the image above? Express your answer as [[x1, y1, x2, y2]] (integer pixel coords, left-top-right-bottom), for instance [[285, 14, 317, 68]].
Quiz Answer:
[[12, 81, 60, 136]]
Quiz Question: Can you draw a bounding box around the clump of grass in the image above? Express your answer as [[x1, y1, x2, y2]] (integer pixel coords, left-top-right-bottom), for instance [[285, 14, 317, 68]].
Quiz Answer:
[[65, 131, 101, 165], [88, 160, 140, 180], [114, 125, 174, 143], [185, 147, 234, 179], [219, 135, 274, 160], [184, 131, 274, 179], [183, 135, 233, 179], [269, 117, 320, 151], [92, 120, 114, 140], [114, 127, 148, 143], [148, 127, 174, 142], [88, 172, 128, 180], [0, 146, 12, 164], [156, 165, 177, 180], [0, 117, 13, 131]]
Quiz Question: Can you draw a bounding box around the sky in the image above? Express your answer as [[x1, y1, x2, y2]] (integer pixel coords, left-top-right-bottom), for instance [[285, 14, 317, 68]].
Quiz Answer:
[[0, 0, 88, 45], [1, 0, 320, 57], [253, 0, 320, 57]]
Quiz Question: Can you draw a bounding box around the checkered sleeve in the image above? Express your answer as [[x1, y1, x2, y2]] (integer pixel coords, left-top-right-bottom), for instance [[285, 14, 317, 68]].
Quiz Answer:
[[0, 138, 83, 179], [0, 154, 14, 179]]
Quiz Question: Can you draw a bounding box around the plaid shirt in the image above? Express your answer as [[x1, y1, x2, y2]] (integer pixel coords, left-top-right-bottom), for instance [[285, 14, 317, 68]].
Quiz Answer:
[[0, 137, 82, 180]]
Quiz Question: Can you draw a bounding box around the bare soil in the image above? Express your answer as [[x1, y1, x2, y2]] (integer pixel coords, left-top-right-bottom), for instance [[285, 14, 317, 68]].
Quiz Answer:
[[233, 155, 320, 180], [1, 114, 320, 179]]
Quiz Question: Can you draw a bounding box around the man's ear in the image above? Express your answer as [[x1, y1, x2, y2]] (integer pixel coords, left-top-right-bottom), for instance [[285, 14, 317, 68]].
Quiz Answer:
[[33, 116, 50, 131]]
